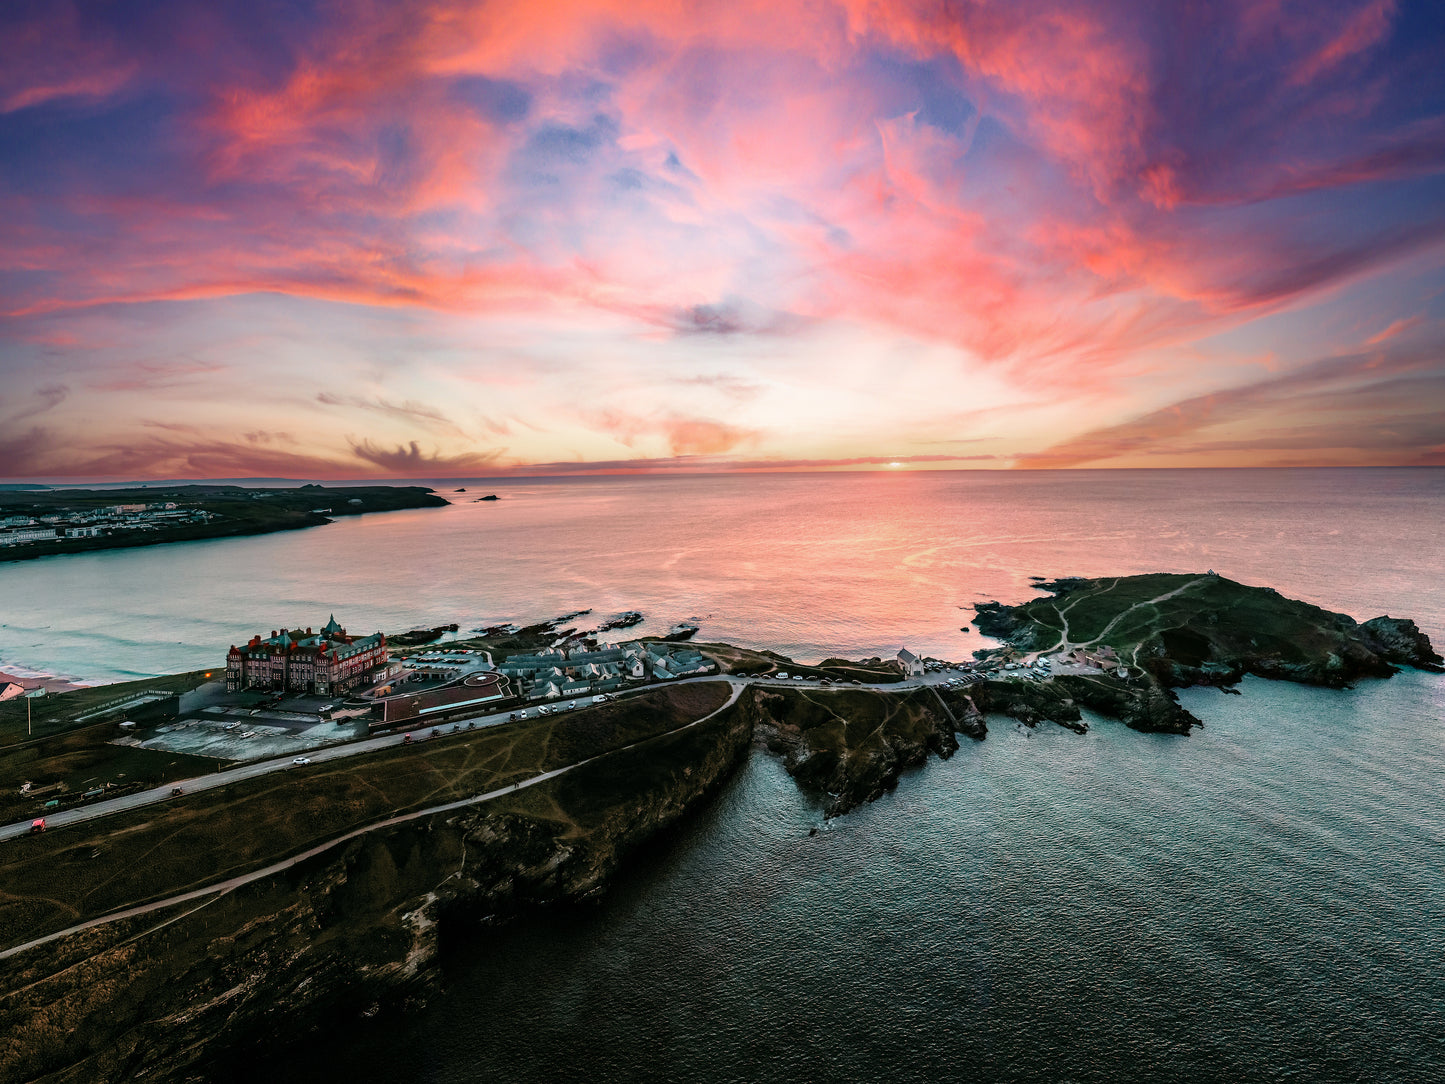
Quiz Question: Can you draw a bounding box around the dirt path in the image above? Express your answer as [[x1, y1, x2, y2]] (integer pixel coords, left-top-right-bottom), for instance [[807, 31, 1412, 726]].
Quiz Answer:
[[0, 682, 743, 962], [1036, 576, 1208, 659]]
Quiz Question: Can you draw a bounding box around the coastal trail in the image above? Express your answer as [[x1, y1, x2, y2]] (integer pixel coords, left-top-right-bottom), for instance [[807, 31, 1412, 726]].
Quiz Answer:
[[1033, 576, 1210, 661], [0, 681, 744, 962]]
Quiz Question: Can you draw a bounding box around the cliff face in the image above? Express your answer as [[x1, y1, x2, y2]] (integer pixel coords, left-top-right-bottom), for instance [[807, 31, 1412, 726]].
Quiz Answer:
[[744, 686, 963, 817], [0, 707, 751, 1084]]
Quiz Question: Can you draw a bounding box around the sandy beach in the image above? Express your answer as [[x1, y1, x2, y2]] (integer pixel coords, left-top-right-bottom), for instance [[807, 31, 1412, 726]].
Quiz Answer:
[[0, 669, 88, 695]]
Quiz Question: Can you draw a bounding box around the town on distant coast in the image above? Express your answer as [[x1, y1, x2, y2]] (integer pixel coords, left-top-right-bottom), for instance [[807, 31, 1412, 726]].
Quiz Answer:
[[0, 484, 450, 562]]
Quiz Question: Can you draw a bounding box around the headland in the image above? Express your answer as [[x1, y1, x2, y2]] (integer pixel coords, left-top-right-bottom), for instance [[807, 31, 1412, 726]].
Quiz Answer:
[[0, 573, 1438, 1082], [0, 485, 449, 563]]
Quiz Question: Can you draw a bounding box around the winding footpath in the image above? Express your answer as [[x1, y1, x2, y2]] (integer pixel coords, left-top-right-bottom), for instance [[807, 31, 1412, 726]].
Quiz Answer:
[[1, 670, 964, 844], [1, 665, 1006, 958], [1, 680, 747, 962], [1034, 576, 1209, 662]]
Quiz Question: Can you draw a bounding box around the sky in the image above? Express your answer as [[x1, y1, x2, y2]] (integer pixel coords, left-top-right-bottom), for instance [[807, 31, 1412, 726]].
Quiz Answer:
[[2, 0, 1444, 480]]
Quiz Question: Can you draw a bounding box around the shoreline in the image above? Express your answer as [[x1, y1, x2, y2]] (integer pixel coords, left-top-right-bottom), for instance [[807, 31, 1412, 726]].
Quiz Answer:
[[0, 667, 92, 695]]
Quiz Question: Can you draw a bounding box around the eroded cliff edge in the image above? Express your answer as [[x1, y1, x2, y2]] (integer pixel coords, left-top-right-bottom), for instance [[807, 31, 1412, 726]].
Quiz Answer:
[[0, 703, 750, 1084]]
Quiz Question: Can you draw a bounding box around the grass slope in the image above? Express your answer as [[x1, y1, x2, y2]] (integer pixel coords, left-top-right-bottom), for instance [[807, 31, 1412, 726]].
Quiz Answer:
[[0, 682, 728, 948]]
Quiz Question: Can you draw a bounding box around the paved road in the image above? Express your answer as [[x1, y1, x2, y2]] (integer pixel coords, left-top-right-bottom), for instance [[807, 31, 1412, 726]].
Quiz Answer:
[[1, 666, 1010, 844], [0, 680, 746, 961]]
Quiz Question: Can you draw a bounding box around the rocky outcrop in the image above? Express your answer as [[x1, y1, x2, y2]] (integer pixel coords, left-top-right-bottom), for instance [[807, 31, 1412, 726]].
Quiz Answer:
[[960, 679, 1084, 730], [1357, 616, 1445, 672], [1049, 675, 1198, 734], [0, 708, 751, 1084], [744, 686, 962, 817]]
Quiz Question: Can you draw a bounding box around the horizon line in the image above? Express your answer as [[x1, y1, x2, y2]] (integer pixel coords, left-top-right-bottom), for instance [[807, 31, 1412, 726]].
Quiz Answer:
[[4, 463, 1442, 487]]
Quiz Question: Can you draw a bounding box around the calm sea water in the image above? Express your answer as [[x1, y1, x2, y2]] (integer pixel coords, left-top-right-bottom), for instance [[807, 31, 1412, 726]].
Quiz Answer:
[[5, 468, 1444, 1081], [271, 671, 1445, 1084], [1, 468, 1442, 682]]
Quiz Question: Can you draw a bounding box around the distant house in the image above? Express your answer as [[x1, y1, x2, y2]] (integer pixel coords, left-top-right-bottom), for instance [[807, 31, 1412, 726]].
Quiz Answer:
[[529, 681, 561, 701], [0, 527, 58, 546], [0, 681, 25, 702], [897, 648, 924, 676]]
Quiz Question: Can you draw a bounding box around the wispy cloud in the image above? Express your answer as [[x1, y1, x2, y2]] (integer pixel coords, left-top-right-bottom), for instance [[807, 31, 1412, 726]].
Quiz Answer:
[[348, 439, 504, 475], [1016, 340, 1445, 468], [0, 0, 1442, 474]]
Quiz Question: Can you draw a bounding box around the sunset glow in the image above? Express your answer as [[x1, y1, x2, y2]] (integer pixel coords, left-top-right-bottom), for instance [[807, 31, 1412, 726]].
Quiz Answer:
[[2, 0, 1443, 479]]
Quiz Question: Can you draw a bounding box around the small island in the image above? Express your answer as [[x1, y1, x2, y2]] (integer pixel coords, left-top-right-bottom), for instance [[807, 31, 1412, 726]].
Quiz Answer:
[[0, 574, 1437, 1082], [0, 485, 450, 562]]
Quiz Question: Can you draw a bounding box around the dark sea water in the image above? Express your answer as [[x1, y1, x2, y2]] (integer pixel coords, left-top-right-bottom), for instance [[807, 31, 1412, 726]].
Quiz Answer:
[[4, 468, 1443, 1081], [274, 672, 1445, 1084]]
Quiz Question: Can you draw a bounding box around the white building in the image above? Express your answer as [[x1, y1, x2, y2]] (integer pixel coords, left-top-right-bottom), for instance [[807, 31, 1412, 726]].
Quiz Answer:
[[897, 648, 924, 676], [0, 527, 58, 546]]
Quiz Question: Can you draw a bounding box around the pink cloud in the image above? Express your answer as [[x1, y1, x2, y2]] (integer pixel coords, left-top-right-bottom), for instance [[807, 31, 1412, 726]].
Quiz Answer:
[[1289, 0, 1397, 87], [2, 1, 1442, 474]]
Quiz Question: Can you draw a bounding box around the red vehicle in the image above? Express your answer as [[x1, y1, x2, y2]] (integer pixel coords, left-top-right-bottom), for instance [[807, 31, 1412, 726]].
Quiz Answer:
[[29, 818, 45, 834]]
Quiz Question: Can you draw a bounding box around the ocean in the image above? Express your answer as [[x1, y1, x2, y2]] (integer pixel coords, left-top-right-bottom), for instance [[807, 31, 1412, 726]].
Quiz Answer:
[[4, 467, 1443, 1081], [1, 468, 1441, 683]]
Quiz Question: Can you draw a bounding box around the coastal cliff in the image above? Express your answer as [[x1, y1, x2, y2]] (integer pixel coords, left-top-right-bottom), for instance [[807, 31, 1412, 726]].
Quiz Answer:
[[742, 685, 964, 816], [0, 706, 750, 1084]]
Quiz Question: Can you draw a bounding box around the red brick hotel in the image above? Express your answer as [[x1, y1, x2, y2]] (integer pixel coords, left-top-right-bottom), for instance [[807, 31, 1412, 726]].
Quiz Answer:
[[226, 615, 388, 696]]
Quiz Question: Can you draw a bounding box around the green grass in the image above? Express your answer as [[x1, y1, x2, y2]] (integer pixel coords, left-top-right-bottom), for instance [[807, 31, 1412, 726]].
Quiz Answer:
[[0, 671, 212, 747], [0, 682, 730, 949], [1005, 573, 1365, 671], [695, 642, 904, 682]]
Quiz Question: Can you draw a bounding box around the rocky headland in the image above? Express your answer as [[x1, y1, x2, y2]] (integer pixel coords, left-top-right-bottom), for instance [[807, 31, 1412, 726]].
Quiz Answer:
[[742, 685, 965, 817], [970, 572, 1443, 735]]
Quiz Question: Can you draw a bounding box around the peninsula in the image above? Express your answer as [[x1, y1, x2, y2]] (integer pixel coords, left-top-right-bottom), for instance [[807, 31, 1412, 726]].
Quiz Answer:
[[0, 574, 1438, 1082], [0, 485, 450, 562]]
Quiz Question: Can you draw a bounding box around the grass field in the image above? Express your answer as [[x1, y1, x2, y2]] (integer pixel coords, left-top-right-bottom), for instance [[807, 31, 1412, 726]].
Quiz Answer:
[[0, 670, 213, 747], [0, 682, 730, 949], [995, 574, 1363, 664], [695, 642, 904, 682], [0, 671, 220, 824]]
